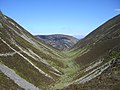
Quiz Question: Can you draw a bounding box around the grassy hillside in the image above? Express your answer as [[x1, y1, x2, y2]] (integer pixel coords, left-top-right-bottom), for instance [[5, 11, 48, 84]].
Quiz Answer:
[[61, 14, 120, 90], [0, 11, 65, 90]]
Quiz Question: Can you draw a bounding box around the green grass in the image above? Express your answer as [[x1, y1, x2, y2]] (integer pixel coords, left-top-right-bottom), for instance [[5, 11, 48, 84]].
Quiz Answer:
[[49, 51, 81, 90]]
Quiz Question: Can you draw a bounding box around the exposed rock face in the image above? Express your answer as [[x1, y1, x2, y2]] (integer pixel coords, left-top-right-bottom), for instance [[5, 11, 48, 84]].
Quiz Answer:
[[35, 34, 79, 50]]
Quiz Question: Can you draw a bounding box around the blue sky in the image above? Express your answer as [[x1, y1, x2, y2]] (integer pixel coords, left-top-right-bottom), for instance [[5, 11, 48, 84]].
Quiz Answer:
[[0, 0, 120, 36]]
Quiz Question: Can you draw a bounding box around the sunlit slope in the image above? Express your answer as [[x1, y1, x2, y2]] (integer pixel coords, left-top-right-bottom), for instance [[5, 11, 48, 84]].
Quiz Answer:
[[0, 11, 65, 90]]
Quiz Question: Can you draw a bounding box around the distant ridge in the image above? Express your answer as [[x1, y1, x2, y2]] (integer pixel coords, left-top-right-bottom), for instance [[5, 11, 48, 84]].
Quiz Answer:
[[35, 34, 79, 50]]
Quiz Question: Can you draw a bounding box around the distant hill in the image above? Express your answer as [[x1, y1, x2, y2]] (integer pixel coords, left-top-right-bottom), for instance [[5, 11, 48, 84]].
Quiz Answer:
[[35, 34, 79, 50]]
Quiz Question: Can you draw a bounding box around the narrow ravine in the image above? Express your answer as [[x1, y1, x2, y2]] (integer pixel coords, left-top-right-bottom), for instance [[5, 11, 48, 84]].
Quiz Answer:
[[0, 63, 40, 90]]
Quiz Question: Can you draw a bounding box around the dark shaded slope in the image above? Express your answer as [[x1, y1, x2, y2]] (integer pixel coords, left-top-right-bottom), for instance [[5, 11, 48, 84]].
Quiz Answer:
[[76, 37, 120, 65], [74, 14, 120, 65], [74, 14, 120, 50], [61, 14, 120, 90]]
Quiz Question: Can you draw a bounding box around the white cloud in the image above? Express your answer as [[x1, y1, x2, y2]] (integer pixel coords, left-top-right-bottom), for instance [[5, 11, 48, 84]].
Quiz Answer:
[[115, 9, 120, 12]]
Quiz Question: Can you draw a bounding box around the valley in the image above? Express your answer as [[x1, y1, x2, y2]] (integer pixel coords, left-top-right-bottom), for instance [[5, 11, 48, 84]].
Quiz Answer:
[[0, 11, 120, 90]]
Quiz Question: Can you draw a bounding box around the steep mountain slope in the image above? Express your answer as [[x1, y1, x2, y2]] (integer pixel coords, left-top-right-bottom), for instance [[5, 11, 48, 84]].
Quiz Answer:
[[61, 14, 120, 90], [0, 11, 66, 90], [74, 14, 120, 65], [35, 34, 79, 50], [0, 11, 120, 90], [74, 14, 120, 50]]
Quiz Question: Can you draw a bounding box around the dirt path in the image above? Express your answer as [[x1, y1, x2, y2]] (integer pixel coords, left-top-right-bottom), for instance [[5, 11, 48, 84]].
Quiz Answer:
[[0, 63, 40, 90]]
